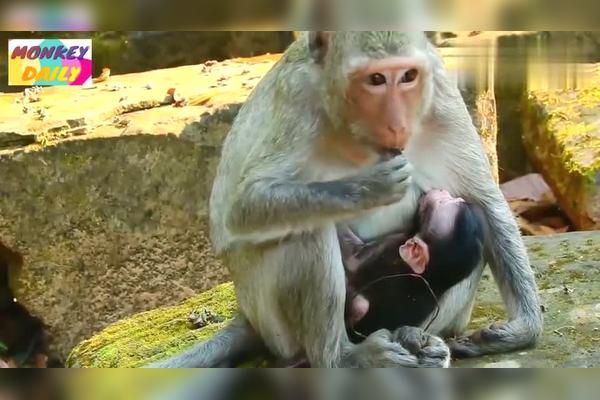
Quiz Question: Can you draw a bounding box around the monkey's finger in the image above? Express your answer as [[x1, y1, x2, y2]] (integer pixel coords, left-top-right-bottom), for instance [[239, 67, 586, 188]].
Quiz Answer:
[[418, 353, 451, 368], [391, 326, 427, 352], [388, 161, 414, 185], [369, 328, 395, 342], [385, 154, 409, 169], [365, 330, 414, 356], [446, 336, 481, 358], [391, 166, 413, 182], [383, 158, 413, 178], [418, 344, 450, 360], [379, 350, 419, 367]]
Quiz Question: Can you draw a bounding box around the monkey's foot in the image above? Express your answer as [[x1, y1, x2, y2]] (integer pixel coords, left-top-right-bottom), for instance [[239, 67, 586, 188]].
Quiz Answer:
[[448, 320, 540, 358], [345, 327, 450, 368], [393, 326, 451, 368]]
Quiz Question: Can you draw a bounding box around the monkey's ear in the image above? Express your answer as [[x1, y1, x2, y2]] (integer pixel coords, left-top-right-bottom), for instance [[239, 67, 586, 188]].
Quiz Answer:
[[399, 237, 429, 275], [308, 31, 332, 63]]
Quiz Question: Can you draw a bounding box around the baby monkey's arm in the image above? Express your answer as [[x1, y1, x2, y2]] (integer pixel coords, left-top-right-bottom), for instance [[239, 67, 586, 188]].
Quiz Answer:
[[337, 225, 409, 274]]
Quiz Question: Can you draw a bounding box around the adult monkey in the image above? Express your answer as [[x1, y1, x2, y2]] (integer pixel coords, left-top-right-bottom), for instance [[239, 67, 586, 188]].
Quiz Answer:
[[149, 31, 542, 368]]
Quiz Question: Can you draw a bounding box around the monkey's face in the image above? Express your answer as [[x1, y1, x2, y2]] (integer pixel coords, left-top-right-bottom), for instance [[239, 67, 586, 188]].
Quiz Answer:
[[399, 189, 465, 274], [418, 189, 466, 242], [346, 56, 428, 151]]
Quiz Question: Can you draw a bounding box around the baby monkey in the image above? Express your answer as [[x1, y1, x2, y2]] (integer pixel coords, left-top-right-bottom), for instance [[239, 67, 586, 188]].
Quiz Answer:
[[339, 189, 485, 340]]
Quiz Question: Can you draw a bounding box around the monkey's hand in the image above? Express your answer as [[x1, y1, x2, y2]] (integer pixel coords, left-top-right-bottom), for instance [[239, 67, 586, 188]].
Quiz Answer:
[[393, 326, 451, 368], [350, 154, 413, 209], [447, 320, 540, 358]]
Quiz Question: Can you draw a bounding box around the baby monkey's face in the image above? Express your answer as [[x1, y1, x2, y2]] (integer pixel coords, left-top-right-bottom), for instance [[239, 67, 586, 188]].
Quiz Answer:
[[418, 189, 466, 241], [398, 189, 466, 275]]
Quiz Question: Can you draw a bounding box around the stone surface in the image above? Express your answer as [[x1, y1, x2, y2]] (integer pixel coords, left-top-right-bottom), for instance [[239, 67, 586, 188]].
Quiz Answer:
[[67, 232, 600, 368], [457, 232, 600, 368], [522, 67, 600, 230], [0, 54, 278, 150], [0, 52, 498, 361], [67, 283, 238, 368], [0, 55, 277, 359]]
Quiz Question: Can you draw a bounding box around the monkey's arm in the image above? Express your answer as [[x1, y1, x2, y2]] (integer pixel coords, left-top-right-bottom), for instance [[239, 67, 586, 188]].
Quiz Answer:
[[421, 46, 542, 355], [445, 149, 542, 356], [225, 156, 412, 241], [338, 225, 408, 274], [459, 186, 542, 353]]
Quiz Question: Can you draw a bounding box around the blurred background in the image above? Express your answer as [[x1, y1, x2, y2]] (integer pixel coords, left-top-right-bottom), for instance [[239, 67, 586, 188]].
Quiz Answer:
[[1, 369, 600, 400]]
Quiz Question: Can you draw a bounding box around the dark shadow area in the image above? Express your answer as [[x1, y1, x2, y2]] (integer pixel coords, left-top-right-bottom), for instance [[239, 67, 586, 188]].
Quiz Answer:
[[0, 240, 62, 368], [0, 371, 65, 400]]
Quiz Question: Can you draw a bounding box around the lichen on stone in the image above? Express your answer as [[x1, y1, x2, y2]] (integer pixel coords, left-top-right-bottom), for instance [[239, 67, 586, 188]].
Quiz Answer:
[[66, 282, 237, 368], [527, 76, 600, 180], [523, 69, 600, 229]]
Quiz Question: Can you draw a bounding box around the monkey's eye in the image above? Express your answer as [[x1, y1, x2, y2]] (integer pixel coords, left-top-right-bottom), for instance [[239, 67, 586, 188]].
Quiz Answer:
[[368, 73, 387, 86], [401, 69, 419, 83]]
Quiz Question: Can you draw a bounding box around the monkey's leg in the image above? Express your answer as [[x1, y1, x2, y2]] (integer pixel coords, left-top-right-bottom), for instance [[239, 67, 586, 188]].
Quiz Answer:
[[270, 226, 448, 368], [144, 315, 265, 368], [424, 262, 485, 338], [447, 195, 543, 357]]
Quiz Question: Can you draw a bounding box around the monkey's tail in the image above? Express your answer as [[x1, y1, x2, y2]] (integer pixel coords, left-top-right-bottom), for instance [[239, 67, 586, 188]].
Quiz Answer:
[[144, 314, 265, 368]]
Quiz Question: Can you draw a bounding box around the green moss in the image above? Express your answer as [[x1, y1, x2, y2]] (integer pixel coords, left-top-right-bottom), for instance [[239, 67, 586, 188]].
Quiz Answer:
[[538, 280, 552, 290], [528, 243, 544, 253], [469, 303, 506, 329], [61, 153, 92, 170], [66, 282, 238, 368], [523, 85, 600, 228], [528, 78, 600, 180], [567, 270, 587, 281]]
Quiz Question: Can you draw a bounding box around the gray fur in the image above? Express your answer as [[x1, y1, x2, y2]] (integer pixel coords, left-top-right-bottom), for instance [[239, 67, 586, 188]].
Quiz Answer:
[[145, 315, 264, 368], [149, 31, 541, 368]]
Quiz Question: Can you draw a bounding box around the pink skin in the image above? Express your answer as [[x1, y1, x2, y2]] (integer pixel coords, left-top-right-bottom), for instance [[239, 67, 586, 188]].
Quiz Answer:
[[418, 188, 465, 213], [400, 189, 465, 274], [398, 236, 429, 274], [348, 189, 465, 326], [350, 294, 370, 325], [347, 57, 426, 150]]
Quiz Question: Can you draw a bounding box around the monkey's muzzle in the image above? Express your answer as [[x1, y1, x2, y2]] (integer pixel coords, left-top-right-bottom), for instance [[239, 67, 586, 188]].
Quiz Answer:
[[379, 148, 403, 161]]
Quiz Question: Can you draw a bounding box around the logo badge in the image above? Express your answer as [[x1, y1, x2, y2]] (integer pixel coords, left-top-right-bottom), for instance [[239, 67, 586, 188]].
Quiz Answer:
[[8, 39, 92, 86]]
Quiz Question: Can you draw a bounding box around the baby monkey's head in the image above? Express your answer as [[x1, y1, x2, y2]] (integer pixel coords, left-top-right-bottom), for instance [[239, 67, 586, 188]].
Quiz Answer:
[[399, 189, 483, 275]]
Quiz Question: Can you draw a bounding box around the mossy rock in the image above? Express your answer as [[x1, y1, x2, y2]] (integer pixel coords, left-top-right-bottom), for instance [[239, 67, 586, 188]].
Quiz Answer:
[[0, 55, 278, 360], [66, 283, 237, 368], [522, 67, 600, 229], [68, 232, 600, 368]]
